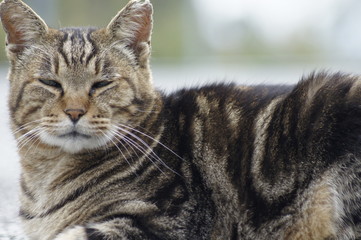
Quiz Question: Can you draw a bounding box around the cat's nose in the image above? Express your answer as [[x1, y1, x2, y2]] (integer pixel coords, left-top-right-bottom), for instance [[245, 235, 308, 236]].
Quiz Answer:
[[64, 109, 86, 123]]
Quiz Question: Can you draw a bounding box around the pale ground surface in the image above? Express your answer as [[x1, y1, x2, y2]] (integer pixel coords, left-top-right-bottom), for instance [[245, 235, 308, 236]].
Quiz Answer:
[[0, 62, 359, 238]]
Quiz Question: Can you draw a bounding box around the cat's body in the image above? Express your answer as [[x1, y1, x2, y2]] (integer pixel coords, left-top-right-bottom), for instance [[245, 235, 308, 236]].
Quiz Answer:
[[1, 0, 361, 239]]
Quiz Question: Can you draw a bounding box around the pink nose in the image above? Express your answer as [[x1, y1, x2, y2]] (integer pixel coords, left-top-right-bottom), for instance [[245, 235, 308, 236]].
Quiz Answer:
[[64, 109, 86, 123]]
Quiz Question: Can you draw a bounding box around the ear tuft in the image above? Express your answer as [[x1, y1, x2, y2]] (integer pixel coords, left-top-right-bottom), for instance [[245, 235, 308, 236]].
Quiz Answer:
[[0, 0, 48, 55], [106, 0, 153, 66]]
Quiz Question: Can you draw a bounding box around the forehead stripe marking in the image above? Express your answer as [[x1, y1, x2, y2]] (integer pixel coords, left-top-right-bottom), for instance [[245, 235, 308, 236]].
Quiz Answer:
[[70, 29, 86, 65], [54, 55, 60, 75], [58, 32, 70, 67], [85, 31, 99, 66]]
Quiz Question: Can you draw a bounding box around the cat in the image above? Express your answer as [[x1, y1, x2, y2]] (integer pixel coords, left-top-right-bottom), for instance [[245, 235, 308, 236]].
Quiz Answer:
[[1, 0, 361, 239]]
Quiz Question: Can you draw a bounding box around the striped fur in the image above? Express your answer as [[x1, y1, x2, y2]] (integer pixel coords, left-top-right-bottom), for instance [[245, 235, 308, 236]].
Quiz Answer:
[[2, 0, 361, 239]]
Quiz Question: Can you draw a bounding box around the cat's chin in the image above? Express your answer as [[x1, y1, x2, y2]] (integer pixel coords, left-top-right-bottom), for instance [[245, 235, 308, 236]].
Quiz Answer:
[[39, 132, 110, 154]]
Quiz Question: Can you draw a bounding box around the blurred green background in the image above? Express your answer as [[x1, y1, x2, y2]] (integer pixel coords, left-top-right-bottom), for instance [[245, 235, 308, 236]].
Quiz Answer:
[[0, 0, 191, 63], [0, 0, 359, 64], [0, 0, 360, 85]]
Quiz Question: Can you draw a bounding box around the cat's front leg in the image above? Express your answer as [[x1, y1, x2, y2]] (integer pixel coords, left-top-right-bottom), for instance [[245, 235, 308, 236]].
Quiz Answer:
[[54, 218, 153, 240], [54, 226, 88, 240], [55, 226, 110, 240]]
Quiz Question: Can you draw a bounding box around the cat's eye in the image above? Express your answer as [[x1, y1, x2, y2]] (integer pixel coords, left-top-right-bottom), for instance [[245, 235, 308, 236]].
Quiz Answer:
[[90, 80, 113, 96], [92, 81, 113, 89], [38, 79, 62, 89]]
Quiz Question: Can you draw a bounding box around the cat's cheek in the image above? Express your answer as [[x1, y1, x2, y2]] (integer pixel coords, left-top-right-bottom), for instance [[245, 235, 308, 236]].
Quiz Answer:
[[54, 226, 87, 240]]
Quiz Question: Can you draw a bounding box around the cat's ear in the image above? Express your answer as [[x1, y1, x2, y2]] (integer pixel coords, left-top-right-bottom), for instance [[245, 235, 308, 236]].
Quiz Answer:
[[0, 0, 48, 55], [106, 0, 153, 67]]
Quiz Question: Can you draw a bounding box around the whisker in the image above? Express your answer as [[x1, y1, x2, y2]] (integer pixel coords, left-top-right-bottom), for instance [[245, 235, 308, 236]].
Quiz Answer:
[[112, 130, 166, 175], [22, 132, 43, 157], [17, 128, 46, 153], [17, 135, 37, 151], [110, 130, 140, 163], [12, 119, 43, 135], [17, 127, 43, 146], [120, 134, 164, 171], [115, 126, 179, 176], [99, 130, 137, 173], [16, 126, 43, 145], [117, 123, 184, 161]]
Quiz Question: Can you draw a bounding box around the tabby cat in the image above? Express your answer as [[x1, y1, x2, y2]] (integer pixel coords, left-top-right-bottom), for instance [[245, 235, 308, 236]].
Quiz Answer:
[[1, 0, 361, 239]]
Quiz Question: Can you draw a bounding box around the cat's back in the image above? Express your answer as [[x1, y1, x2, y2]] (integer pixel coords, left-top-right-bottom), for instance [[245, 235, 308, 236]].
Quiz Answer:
[[160, 83, 294, 238], [164, 82, 294, 120], [160, 73, 361, 239]]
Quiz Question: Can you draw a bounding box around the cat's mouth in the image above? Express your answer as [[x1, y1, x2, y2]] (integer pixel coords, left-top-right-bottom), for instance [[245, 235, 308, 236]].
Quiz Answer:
[[40, 128, 108, 153], [58, 131, 91, 139]]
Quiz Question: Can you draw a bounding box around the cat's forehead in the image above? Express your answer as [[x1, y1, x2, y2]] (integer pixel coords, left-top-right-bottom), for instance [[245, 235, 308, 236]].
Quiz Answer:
[[28, 26, 136, 81], [60, 27, 97, 41], [48, 27, 136, 68], [57, 27, 99, 65]]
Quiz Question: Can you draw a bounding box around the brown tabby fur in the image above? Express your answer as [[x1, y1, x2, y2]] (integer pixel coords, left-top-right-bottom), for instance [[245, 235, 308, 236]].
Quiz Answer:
[[2, 0, 361, 239]]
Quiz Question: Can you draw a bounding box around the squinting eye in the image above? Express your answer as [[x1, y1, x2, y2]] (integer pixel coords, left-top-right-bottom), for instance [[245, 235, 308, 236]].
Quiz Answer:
[[38, 79, 62, 89], [90, 80, 113, 96], [92, 81, 112, 89]]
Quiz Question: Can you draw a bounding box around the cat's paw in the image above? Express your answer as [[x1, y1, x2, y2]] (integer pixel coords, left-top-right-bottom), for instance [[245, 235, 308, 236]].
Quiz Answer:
[[54, 226, 87, 240]]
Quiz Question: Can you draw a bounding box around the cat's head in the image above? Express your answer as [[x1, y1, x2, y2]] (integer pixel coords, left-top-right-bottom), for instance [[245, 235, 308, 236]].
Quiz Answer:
[[0, 0, 157, 153]]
